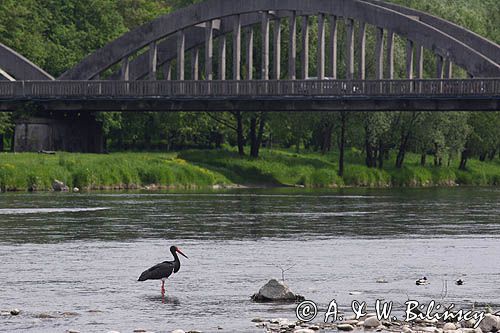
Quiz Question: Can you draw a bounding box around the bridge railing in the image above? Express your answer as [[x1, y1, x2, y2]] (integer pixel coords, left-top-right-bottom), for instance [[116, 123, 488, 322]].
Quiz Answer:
[[0, 79, 499, 98]]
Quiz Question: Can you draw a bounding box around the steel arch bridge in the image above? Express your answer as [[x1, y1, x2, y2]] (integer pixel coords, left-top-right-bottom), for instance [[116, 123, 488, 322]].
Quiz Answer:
[[0, 0, 499, 113]]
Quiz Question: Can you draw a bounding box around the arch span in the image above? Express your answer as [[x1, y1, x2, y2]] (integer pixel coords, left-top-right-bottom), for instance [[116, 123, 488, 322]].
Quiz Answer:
[[0, 43, 54, 80], [60, 0, 500, 80]]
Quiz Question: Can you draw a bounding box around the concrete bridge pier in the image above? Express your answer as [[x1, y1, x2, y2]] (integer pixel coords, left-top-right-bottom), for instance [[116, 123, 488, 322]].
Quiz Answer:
[[14, 113, 105, 153]]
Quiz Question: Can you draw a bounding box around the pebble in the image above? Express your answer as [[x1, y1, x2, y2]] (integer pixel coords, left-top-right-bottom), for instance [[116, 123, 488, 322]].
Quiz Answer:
[[37, 313, 58, 319], [443, 323, 457, 331], [10, 308, 20, 315], [252, 318, 265, 322], [376, 279, 389, 283], [73, 187, 80, 192], [364, 316, 381, 328], [187, 331, 202, 333], [293, 329, 315, 333], [343, 320, 359, 326], [337, 324, 355, 331], [171, 330, 185, 333], [133, 329, 147, 333], [479, 313, 500, 332], [66, 330, 80, 333]]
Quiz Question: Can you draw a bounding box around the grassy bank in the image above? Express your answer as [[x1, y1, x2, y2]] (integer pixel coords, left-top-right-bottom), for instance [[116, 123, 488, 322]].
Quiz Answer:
[[1, 149, 499, 191]]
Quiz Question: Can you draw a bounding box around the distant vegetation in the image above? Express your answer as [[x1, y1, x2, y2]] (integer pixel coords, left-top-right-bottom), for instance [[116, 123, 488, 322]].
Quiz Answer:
[[0, 0, 499, 182], [1, 149, 499, 192]]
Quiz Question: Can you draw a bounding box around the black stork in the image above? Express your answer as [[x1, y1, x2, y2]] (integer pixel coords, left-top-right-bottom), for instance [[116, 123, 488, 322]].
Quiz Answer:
[[138, 245, 188, 303]]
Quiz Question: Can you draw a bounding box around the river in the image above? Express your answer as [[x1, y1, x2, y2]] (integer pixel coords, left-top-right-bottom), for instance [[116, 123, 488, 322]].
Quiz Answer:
[[0, 188, 499, 332]]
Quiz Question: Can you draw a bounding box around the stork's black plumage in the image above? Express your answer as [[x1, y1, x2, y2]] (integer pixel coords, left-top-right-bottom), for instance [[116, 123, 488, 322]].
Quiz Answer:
[[138, 245, 188, 302]]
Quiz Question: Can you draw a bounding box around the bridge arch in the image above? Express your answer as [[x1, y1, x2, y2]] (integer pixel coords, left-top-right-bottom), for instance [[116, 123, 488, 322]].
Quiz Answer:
[[0, 43, 54, 81], [60, 0, 500, 81]]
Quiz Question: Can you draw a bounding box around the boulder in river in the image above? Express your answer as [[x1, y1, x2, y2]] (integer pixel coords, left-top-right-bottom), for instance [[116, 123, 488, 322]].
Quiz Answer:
[[52, 180, 69, 192], [251, 279, 304, 302], [10, 308, 20, 316], [363, 316, 381, 328], [479, 313, 500, 332]]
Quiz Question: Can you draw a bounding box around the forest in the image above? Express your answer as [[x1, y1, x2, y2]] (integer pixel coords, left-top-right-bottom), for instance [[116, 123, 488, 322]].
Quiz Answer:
[[0, 0, 499, 186]]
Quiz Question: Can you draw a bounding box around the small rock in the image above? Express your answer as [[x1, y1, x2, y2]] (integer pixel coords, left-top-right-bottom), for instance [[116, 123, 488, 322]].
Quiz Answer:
[[37, 312, 58, 319], [443, 323, 457, 331], [402, 325, 413, 333], [478, 313, 500, 332], [293, 329, 315, 333], [343, 320, 359, 326], [171, 330, 185, 333], [52, 179, 69, 192], [62, 312, 79, 317], [364, 316, 381, 328], [10, 308, 20, 315], [251, 279, 304, 302], [337, 324, 355, 331], [251, 318, 264, 323], [309, 325, 320, 331], [73, 187, 80, 193], [67, 330, 80, 333], [376, 279, 389, 283], [349, 291, 363, 295], [187, 331, 202, 333], [133, 330, 147, 333]]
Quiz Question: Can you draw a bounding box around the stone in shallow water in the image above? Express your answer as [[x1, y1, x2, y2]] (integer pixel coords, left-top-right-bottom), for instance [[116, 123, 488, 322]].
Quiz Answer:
[[251, 279, 304, 302], [443, 323, 456, 331], [479, 314, 500, 333], [364, 316, 381, 328], [10, 309, 20, 316], [293, 329, 315, 333], [337, 324, 355, 331], [171, 330, 185, 333]]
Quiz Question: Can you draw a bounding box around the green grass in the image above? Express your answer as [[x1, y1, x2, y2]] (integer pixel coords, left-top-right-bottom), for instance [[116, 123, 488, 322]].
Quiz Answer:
[[0, 149, 499, 191], [0, 152, 230, 191]]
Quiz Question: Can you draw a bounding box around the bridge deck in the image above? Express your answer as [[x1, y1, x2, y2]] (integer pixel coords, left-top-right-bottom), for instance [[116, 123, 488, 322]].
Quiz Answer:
[[0, 79, 499, 112]]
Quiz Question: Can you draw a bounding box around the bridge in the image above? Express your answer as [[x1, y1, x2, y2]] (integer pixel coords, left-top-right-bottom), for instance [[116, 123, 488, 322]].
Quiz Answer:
[[0, 0, 499, 150], [0, 79, 499, 112]]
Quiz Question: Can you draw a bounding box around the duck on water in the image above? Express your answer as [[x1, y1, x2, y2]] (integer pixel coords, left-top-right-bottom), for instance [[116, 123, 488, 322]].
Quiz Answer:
[[138, 245, 188, 303]]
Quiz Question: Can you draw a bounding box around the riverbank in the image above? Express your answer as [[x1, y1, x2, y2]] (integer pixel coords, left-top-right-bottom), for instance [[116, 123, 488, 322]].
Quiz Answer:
[[0, 149, 499, 192]]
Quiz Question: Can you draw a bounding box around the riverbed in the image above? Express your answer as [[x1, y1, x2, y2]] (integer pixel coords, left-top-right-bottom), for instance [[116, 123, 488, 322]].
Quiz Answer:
[[0, 188, 499, 332]]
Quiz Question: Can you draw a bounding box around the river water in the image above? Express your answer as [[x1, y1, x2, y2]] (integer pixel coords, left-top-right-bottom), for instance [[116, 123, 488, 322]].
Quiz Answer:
[[0, 188, 499, 332]]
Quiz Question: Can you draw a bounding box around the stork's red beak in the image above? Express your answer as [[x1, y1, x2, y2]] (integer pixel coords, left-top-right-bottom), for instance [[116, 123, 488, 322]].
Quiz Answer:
[[176, 248, 188, 259]]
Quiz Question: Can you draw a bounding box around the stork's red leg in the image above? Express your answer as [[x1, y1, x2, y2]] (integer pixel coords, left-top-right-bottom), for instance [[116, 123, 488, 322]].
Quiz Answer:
[[161, 280, 166, 303]]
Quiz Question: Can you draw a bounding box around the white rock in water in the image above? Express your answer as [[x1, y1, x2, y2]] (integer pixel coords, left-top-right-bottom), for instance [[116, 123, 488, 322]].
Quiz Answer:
[[443, 323, 456, 331], [364, 316, 381, 328], [253, 279, 297, 301], [171, 330, 185, 333], [337, 324, 355, 331], [10, 309, 20, 315], [73, 187, 80, 192], [293, 329, 315, 333], [479, 314, 500, 332]]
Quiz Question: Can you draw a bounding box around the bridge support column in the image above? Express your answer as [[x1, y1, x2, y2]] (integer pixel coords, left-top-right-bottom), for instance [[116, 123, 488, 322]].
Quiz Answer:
[[163, 61, 172, 80], [301, 16, 309, 79], [358, 21, 366, 80], [261, 12, 270, 80], [233, 15, 241, 80], [444, 59, 453, 78], [386, 30, 395, 79], [149, 41, 158, 80], [205, 21, 213, 80], [406, 39, 414, 79], [288, 11, 297, 80], [415, 44, 424, 79], [317, 14, 325, 79], [191, 48, 199, 80], [218, 34, 226, 80], [273, 17, 281, 80], [14, 114, 104, 153], [177, 30, 185, 80], [246, 27, 254, 80], [329, 15, 338, 79], [375, 27, 384, 79], [346, 18, 355, 80], [121, 57, 130, 81], [436, 54, 444, 78]]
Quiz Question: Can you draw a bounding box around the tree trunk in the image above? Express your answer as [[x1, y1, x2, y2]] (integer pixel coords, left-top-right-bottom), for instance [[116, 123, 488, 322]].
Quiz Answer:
[[395, 132, 410, 169], [377, 140, 384, 169], [488, 149, 496, 161], [249, 114, 260, 158], [459, 149, 468, 170], [420, 153, 426, 166], [0, 133, 4, 152], [338, 112, 347, 177], [252, 112, 266, 158], [234, 111, 245, 156], [321, 123, 333, 155], [479, 152, 486, 162]]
